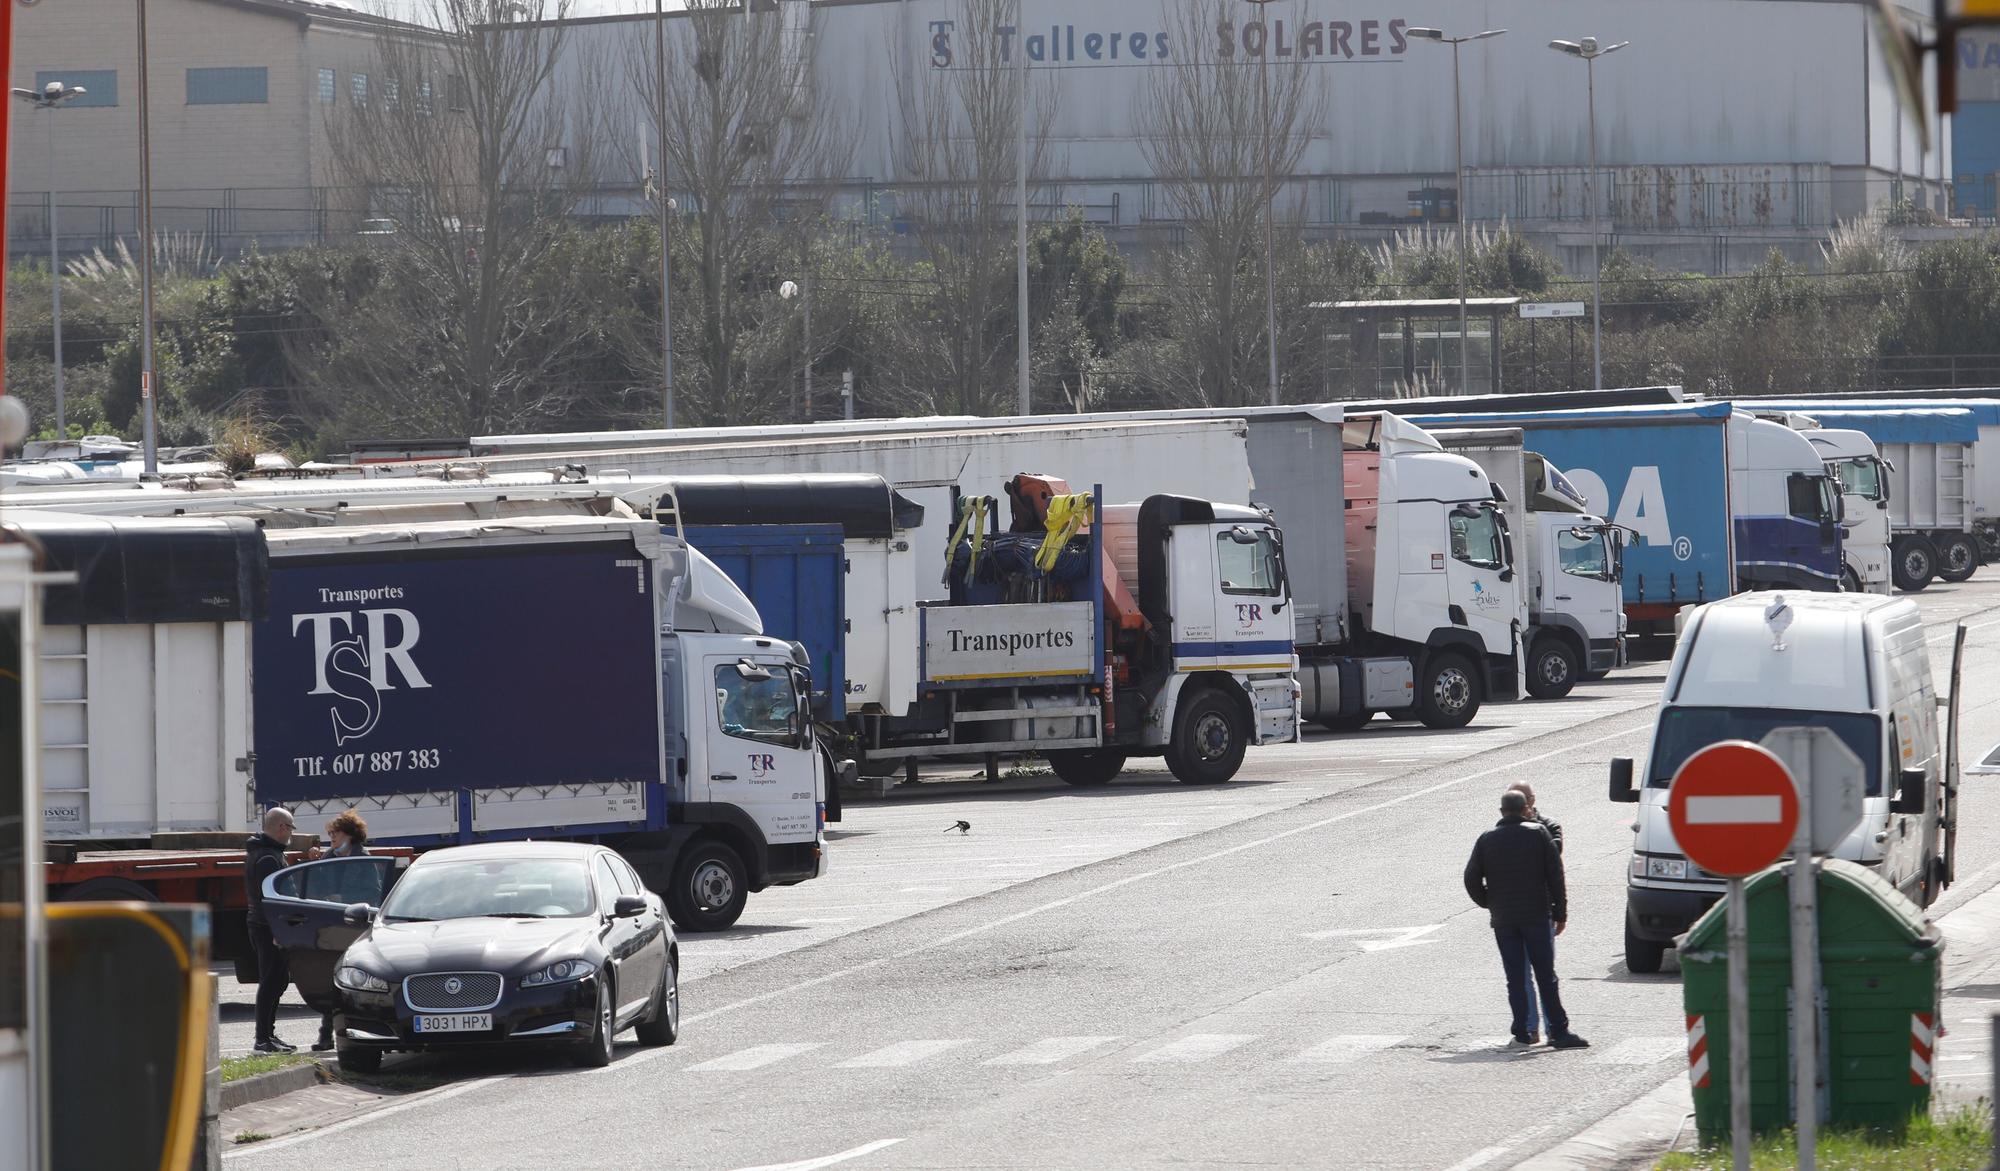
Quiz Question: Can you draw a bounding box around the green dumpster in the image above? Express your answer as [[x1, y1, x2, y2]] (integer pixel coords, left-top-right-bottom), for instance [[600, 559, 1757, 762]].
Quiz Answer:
[[1679, 858, 1942, 1144]]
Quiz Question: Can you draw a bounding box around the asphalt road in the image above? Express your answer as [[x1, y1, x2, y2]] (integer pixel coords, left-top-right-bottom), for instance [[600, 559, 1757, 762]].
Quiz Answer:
[[227, 580, 2000, 1170]]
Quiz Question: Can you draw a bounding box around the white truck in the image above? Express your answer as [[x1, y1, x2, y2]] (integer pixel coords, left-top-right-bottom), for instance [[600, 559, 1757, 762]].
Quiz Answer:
[[1803, 428, 1895, 594], [1431, 428, 1627, 698], [1609, 591, 1966, 972]]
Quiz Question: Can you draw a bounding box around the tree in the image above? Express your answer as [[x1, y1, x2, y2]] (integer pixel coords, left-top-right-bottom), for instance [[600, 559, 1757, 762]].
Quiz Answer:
[[1134, 0, 1324, 406]]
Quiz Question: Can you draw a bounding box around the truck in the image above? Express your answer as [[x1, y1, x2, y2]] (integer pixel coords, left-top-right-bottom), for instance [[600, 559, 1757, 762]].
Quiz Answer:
[[1734, 400, 1991, 590], [1411, 403, 1843, 634], [1429, 428, 1627, 698], [13, 505, 833, 945], [1802, 428, 1895, 594]]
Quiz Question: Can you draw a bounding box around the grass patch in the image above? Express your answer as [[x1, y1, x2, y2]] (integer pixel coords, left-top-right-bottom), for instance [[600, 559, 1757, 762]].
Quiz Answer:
[[219, 1052, 313, 1083], [231, 1132, 271, 1145], [1658, 1105, 1992, 1170]]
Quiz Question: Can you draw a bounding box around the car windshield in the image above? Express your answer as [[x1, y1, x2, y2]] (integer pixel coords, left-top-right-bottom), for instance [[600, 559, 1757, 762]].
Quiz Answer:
[[379, 858, 595, 921], [1646, 706, 1882, 796]]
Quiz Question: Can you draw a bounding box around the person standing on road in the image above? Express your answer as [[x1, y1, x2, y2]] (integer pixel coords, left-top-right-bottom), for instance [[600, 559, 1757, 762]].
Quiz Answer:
[[310, 810, 370, 1052], [246, 806, 297, 1055], [1464, 789, 1589, 1050], [1508, 783, 1562, 1044]]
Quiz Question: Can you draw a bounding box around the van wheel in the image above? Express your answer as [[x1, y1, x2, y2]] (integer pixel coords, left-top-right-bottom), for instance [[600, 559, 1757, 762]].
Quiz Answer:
[[1938, 534, 1978, 583], [1893, 536, 1937, 592], [665, 841, 748, 931], [1526, 638, 1579, 700], [1416, 653, 1480, 729], [1165, 689, 1247, 784], [1047, 749, 1127, 786], [1624, 916, 1667, 974]]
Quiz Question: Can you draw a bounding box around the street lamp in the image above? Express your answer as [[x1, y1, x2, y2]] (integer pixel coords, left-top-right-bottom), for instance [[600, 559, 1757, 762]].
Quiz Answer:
[[1549, 36, 1628, 392], [1407, 26, 1505, 395], [779, 276, 811, 421], [12, 81, 87, 442], [1243, 0, 1282, 405], [653, 0, 676, 428]]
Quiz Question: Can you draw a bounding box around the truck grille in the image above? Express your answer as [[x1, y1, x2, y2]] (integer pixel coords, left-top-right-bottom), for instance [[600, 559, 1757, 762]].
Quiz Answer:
[[404, 972, 503, 1012]]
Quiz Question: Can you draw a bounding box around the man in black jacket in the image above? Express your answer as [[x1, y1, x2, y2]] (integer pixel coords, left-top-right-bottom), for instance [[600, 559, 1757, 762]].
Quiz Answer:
[[1464, 789, 1589, 1050], [245, 806, 297, 1054]]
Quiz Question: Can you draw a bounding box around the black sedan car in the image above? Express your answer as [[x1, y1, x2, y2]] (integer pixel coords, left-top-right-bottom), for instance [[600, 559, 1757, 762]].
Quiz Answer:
[[264, 841, 679, 1072]]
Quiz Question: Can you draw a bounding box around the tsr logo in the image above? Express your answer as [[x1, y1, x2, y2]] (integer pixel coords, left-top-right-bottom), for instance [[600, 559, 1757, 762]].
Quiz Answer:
[[929, 20, 955, 66], [292, 609, 431, 745], [748, 753, 777, 777], [1234, 603, 1264, 623]]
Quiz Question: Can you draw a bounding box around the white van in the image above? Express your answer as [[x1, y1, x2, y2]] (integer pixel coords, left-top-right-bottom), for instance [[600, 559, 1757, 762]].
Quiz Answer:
[[1610, 591, 1964, 973]]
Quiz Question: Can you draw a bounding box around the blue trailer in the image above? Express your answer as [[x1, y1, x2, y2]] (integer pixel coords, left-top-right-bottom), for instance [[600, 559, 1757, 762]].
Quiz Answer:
[[683, 524, 847, 720], [1416, 402, 1842, 623]]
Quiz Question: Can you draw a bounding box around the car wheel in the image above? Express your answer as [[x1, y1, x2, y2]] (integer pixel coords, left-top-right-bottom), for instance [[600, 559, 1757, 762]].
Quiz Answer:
[[1165, 689, 1247, 784], [1046, 749, 1127, 787], [1938, 534, 1978, 583], [574, 977, 615, 1068], [1526, 638, 1578, 700], [1624, 915, 1666, 975], [1416, 653, 1480, 729], [336, 1041, 382, 1075], [635, 948, 680, 1047], [666, 841, 749, 932], [1893, 536, 1937, 592]]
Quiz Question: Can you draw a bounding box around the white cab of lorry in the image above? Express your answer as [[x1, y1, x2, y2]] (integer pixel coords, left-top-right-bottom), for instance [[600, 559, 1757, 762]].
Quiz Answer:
[[1609, 591, 1963, 972], [1806, 428, 1894, 595]]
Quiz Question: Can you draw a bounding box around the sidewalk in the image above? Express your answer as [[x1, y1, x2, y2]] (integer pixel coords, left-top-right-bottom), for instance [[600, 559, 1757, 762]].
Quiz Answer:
[[1517, 874, 2000, 1170]]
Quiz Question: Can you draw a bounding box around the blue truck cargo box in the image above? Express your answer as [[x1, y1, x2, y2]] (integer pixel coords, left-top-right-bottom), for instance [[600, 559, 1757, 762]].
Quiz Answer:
[[683, 524, 848, 720]]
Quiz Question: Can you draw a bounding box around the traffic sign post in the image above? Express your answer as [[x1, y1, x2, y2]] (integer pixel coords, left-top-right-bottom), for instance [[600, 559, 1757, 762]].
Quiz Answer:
[[1670, 740, 1803, 1171]]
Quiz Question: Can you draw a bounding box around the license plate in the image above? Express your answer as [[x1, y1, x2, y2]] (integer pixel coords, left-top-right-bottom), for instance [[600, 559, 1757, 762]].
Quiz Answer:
[[414, 1013, 492, 1033]]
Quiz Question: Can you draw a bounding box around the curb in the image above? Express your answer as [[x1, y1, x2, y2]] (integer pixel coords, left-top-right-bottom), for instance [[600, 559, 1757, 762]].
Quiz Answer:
[[221, 1059, 327, 1112]]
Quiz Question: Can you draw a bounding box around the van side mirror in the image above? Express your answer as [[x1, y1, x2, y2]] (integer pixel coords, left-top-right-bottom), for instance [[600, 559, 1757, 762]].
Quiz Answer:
[[1609, 757, 1638, 803], [1891, 767, 1927, 814], [343, 903, 377, 927]]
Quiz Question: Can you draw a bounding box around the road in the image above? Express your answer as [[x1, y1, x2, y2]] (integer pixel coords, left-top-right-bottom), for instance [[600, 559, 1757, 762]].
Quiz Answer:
[[228, 580, 2000, 1169]]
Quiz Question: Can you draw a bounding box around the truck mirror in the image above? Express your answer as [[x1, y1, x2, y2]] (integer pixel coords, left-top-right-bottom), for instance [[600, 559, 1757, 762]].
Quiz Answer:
[[1891, 767, 1927, 814], [343, 903, 377, 927], [1225, 526, 1261, 544], [734, 659, 773, 682], [1609, 757, 1638, 803]]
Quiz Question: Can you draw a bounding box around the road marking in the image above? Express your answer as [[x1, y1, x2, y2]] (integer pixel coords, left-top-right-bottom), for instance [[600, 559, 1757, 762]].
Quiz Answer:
[[728, 1138, 905, 1171], [1588, 1037, 1686, 1065], [1290, 1035, 1405, 1064], [1303, 924, 1444, 951], [835, 1039, 971, 1068], [1130, 1033, 1258, 1063], [685, 1042, 825, 1072], [982, 1035, 1120, 1066], [792, 917, 855, 925], [1439, 1144, 1509, 1171]]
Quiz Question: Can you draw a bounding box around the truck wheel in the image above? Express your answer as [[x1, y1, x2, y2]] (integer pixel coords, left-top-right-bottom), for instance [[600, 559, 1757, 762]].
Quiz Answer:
[[1893, 536, 1937, 592], [1314, 711, 1372, 733], [1047, 749, 1127, 786], [1938, 534, 1978, 583], [1526, 638, 1579, 700], [1624, 916, 1667, 974], [1840, 565, 1862, 593], [819, 745, 843, 824], [1165, 690, 1247, 785], [665, 841, 748, 931], [59, 876, 156, 901], [1415, 653, 1480, 729]]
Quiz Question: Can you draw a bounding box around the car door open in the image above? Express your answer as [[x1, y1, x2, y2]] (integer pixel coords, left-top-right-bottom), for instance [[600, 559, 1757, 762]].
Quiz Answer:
[[264, 856, 407, 1007]]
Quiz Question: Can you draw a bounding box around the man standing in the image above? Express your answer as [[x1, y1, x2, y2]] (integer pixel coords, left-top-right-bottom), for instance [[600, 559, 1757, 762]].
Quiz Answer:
[[245, 806, 297, 1054], [1464, 789, 1589, 1050]]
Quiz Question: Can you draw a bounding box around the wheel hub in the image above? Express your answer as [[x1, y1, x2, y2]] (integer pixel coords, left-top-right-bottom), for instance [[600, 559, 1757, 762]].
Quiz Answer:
[[1192, 712, 1231, 761], [692, 862, 735, 910], [1434, 668, 1472, 711]]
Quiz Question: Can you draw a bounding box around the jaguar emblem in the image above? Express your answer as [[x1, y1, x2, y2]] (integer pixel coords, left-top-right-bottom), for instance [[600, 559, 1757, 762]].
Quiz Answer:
[[444, 977, 463, 995]]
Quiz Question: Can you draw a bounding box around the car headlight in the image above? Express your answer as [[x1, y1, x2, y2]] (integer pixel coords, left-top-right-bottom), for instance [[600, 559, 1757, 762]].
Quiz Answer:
[[521, 959, 597, 988], [1646, 856, 1690, 880], [334, 964, 390, 993]]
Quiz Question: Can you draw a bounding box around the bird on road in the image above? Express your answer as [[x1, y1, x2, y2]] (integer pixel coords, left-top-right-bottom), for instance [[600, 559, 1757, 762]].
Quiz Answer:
[[945, 820, 971, 834]]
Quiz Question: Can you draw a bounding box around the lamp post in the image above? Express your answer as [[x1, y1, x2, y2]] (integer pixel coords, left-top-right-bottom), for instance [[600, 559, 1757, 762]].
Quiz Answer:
[[653, 0, 676, 429], [135, 0, 160, 474], [779, 277, 810, 421], [1015, 0, 1030, 415], [1549, 36, 1627, 392], [1244, 0, 1281, 405], [1407, 26, 1505, 395], [11, 81, 85, 442]]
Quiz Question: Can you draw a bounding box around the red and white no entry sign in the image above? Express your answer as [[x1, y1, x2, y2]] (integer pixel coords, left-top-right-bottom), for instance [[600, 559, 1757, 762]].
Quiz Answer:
[[1667, 740, 1801, 878]]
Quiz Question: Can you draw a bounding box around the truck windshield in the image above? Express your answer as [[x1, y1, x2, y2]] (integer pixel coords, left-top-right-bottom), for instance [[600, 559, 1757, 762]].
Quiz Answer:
[[1836, 457, 1886, 502], [1217, 528, 1282, 595], [1647, 706, 1882, 795], [1557, 528, 1610, 580], [1448, 505, 1505, 571]]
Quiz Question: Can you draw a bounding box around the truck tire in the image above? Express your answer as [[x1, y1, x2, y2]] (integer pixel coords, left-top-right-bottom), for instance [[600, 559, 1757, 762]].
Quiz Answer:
[[1938, 533, 1979, 583], [1525, 638, 1579, 700], [1164, 689, 1247, 785], [819, 745, 843, 824], [1840, 565, 1862, 593], [1314, 711, 1373, 733], [1415, 653, 1480, 729], [1893, 536, 1937, 592], [665, 841, 749, 932], [1624, 915, 1667, 974], [58, 876, 156, 902], [1047, 749, 1127, 786]]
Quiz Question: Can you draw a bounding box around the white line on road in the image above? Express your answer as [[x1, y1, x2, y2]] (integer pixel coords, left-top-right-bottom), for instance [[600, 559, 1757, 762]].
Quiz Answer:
[[1587, 1037, 1686, 1065], [684, 1043, 826, 1072], [1302, 924, 1444, 951], [222, 1075, 509, 1162], [1438, 1144, 1509, 1171], [728, 1138, 906, 1171], [982, 1035, 1121, 1066], [1289, 1035, 1405, 1064], [835, 1039, 972, 1068], [1130, 1033, 1258, 1064]]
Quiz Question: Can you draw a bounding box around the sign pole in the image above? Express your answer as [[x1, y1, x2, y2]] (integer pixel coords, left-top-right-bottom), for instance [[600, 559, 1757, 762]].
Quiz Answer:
[[1790, 766, 1818, 1168], [1727, 875, 1751, 1171]]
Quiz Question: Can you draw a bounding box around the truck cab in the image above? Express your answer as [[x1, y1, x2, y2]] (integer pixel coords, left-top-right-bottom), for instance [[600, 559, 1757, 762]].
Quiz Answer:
[[1610, 592, 1962, 973], [1805, 428, 1894, 594], [1733, 418, 1844, 593]]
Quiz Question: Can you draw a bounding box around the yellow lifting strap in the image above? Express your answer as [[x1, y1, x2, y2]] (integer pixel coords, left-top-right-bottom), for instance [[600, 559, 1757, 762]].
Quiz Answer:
[[1036, 492, 1093, 572], [946, 495, 991, 583]]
